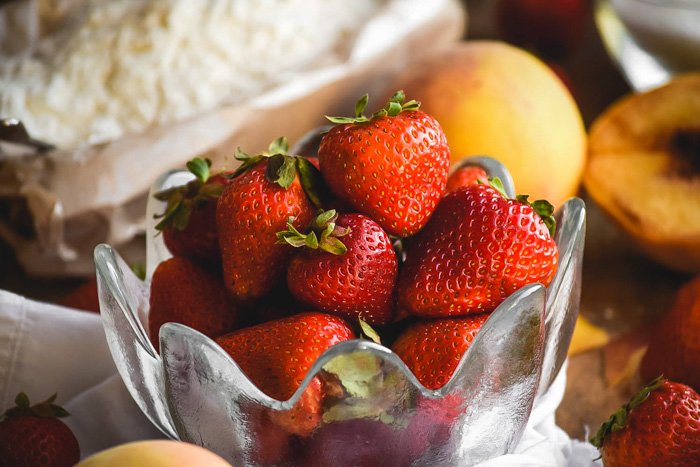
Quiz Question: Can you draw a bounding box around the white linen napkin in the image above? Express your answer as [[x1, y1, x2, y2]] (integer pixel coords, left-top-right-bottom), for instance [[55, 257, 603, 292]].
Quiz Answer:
[[0, 289, 601, 465]]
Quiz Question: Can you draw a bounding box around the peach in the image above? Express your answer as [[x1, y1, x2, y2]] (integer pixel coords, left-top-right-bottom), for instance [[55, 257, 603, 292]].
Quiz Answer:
[[76, 440, 231, 467], [391, 40, 587, 208], [584, 73, 700, 273]]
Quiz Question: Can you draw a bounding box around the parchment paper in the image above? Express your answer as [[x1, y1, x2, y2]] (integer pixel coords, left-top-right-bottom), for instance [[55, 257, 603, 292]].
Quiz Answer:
[[0, 0, 466, 276]]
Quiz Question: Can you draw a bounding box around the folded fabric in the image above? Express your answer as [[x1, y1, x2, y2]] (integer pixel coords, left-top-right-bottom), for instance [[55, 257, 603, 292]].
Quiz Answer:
[[0, 289, 601, 465], [0, 290, 115, 407]]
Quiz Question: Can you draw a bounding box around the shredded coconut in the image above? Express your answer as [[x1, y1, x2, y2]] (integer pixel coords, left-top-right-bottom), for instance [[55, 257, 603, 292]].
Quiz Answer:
[[0, 0, 384, 150]]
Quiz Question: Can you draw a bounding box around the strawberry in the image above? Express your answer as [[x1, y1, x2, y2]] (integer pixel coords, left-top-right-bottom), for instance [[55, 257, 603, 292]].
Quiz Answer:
[[318, 91, 450, 237], [278, 210, 398, 325], [0, 393, 80, 467], [148, 256, 236, 350], [60, 275, 100, 313], [391, 314, 489, 390], [591, 376, 700, 466], [400, 393, 467, 460], [215, 312, 355, 436], [154, 158, 230, 264], [445, 164, 489, 194], [216, 137, 318, 304], [301, 418, 404, 467], [398, 180, 558, 317], [641, 274, 700, 393], [60, 265, 145, 313], [247, 408, 295, 466]]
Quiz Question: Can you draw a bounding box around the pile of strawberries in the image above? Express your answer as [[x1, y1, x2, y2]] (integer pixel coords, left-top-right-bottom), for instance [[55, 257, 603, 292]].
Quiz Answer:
[[149, 91, 560, 447]]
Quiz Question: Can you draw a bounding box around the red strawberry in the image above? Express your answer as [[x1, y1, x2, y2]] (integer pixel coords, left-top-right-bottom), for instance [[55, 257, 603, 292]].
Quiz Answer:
[[391, 314, 489, 390], [641, 275, 700, 393], [400, 393, 467, 460], [398, 180, 558, 317], [279, 210, 398, 325], [148, 256, 236, 349], [247, 408, 294, 466], [154, 158, 230, 264], [591, 377, 700, 466], [495, 0, 590, 60], [301, 418, 404, 467], [0, 393, 80, 467], [60, 275, 100, 313], [318, 91, 450, 237], [60, 264, 145, 313], [445, 164, 489, 194], [216, 137, 318, 304], [215, 312, 355, 436]]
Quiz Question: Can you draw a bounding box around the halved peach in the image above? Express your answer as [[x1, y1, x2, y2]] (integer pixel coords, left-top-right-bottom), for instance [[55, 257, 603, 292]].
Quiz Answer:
[[584, 73, 700, 273]]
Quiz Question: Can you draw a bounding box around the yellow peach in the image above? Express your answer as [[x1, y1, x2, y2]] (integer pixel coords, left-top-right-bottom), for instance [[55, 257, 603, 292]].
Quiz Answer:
[[584, 73, 700, 273], [392, 40, 587, 208], [76, 440, 232, 467]]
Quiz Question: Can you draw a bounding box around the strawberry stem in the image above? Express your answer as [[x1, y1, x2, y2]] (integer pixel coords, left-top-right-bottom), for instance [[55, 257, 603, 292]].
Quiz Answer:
[[233, 136, 290, 180], [229, 137, 326, 209], [325, 90, 421, 125], [186, 157, 211, 183], [276, 210, 350, 255], [153, 157, 225, 232], [478, 177, 557, 236], [2, 392, 70, 421], [590, 375, 665, 448], [516, 194, 556, 237], [358, 318, 382, 344]]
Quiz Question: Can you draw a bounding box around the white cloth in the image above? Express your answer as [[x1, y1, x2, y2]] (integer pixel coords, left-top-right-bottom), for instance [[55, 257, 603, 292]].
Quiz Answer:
[[0, 289, 602, 465]]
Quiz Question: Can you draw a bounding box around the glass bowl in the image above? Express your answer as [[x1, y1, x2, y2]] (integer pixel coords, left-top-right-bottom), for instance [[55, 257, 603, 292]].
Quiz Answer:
[[595, 0, 700, 91], [95, 155, 585, 466]]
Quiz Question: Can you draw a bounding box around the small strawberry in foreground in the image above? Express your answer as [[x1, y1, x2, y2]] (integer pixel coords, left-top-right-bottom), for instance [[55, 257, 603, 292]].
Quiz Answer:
[[391, 314, 490, 390], [591, 376, 700, 466], [216, 137, 318, 304], [0, 393, 80, 467], [215, 312, 355, 436], [60, 264, 145, 313], [60, 275, 100, 313], [641, 274, 700, 393], [279, 210, 398, 325], [154, 158, 230, 264], [319, 91, 450, 237], [445, 164, 489, 194], [398, 179, 558, 317], [149, 256, 236, 350]]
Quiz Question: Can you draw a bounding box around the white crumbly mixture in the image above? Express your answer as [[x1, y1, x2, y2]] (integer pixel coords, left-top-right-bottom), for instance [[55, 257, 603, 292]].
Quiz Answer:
[[0, 0, 383, 150]]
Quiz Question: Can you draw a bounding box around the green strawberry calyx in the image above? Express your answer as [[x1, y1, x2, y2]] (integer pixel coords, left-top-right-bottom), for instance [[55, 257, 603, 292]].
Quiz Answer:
[[358, 318, 382, 344], [1, 392, 70, 421], [479, 177, 557, 237], [232, 136, 325, 208], [516, 194, 556, 237], [590, 375, 666, 449], [325, 90, 420, 125], [153, 157, 225, 232], [276, 209, 350, 255]]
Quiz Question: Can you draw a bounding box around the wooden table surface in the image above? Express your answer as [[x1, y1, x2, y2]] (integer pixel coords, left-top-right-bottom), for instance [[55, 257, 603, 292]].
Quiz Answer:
[[0, 0, 691, 446]]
